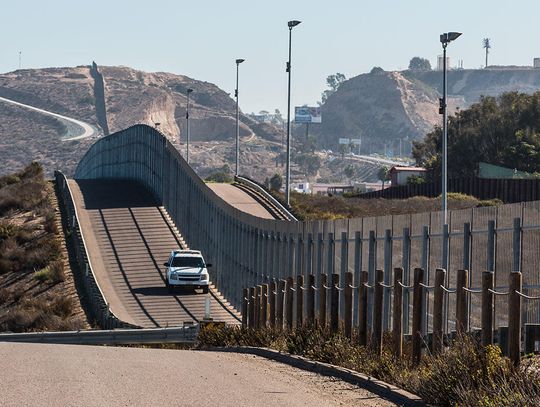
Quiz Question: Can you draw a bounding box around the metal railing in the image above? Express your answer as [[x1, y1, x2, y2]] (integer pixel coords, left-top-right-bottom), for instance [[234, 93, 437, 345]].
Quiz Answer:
[[0, 326, 197, 345], [73, 124, 540, 332], [54, 171, 139, 329]]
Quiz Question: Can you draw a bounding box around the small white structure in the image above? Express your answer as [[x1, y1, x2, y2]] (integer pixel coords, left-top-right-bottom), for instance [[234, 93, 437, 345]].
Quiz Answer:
[[293, 182, 311, 194], [534, 58, 540, 69], [389, 166, 427, 186]]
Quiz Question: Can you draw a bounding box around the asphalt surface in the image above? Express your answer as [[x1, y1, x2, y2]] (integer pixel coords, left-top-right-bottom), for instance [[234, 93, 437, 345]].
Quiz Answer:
[[208, 183, 274, 219], [0, 95, 98, 140], [0, 343, 397, 407], [69, 179, 240, 327]]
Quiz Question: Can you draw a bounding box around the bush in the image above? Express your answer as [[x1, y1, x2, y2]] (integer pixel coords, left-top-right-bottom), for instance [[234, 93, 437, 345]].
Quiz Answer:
[[197, 326, 540, 406], [33, 261, 64, 284]]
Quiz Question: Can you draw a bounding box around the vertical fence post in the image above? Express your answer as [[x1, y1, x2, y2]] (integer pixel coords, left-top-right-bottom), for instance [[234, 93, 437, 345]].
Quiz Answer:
[[482, 271, 494, 347], [354, 231, 362, 325], [344, 272, 353, 339], [276, 280, 285, 329], [432, 268, 446, 354], [285, 276, 294, 330], [412, 267, 425, 366], [296, 274, 304, 329], [456, 269, 469, 333], [261, 284, 268, 327], [269, 280, 276, 328], [513, 218, 522, 273], [319, 273, 327, 327], [358, 270, 368, 346], [402, 228, 411, 335], [340, 231, 348, 318], [508, 271, 522, 366], [254, 285, 260, 329], [373, 269, 384, 355], [421, 226, 430, 335], [383, 229, 392, 331], [330, 273, 340, 333], [248, 286, 255, 328], [306, 274, 315, 325], [242, 288, 248, 327], [392, 267, 403, 358]]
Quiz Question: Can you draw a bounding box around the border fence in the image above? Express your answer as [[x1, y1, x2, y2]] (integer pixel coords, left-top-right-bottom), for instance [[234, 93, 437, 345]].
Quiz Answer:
[[74, 124, 540, 340]]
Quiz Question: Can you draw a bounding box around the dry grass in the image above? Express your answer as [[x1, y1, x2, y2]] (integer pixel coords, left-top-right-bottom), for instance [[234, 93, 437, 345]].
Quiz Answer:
[[0, 162, 87, 332], [197, 325, 540, 406], [289, 191, 502, 220]]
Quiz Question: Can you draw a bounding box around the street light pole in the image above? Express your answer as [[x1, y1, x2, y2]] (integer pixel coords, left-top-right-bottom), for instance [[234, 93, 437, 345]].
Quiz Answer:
[[235, 59, 245, 177], [285, 20, 301, 207], [186, 88, 193, 163], [439, 31, 461, 224]]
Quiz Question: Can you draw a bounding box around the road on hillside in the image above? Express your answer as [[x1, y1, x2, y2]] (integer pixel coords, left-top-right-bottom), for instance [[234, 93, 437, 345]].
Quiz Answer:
[[0, 343, 398, 407], [69, 179, 240, 327], [0, 95, 98, 141]]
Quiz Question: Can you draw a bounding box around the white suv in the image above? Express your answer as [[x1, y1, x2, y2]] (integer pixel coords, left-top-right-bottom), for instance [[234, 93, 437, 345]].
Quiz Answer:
[[163, 250, 211, 294]]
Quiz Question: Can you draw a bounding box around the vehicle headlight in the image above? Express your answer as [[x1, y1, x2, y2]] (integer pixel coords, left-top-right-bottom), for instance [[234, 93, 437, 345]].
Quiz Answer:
[[200, 273, 209, 281], [170, 272, 178, 280]]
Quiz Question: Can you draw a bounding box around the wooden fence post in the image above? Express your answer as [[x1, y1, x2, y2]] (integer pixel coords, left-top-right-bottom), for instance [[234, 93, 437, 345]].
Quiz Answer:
[[319, 273, 327, 327], [412, 267, 425, 366], [286, 276, 294, 330], [254, 285, 260, 329], [261, 284, 268, 327], [306, 274, 315, 325], [358, 270, 368, 346], [248, 286, 255, 328], [242, 287, 248, 328], [296, 275, 304, 329], [508, 271, 522, 366], [269, 280, 276, 328], [392, 267, 403, 358], [276, 280, 285, 329], [432, 268, 446, 354], [456, 269, 469, 333], [330, 273, 340, 333], [344, 272, 353, 339], [482, 271, 494, 347], [373, 269, 384, 355]]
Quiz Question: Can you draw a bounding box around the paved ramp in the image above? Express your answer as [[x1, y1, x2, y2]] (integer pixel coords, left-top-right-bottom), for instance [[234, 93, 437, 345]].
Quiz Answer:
[[208, 183, 275, 219], [69, 179, 240, 327]]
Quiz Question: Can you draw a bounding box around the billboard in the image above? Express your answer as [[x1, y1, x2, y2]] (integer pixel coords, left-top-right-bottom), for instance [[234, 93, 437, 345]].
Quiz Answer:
[[339, 138, 361, 145], [295, 106, 322, 123]]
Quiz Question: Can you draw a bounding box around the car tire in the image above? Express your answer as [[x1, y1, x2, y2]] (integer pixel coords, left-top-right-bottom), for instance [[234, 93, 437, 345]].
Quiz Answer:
[[202, 286, 209, 294]]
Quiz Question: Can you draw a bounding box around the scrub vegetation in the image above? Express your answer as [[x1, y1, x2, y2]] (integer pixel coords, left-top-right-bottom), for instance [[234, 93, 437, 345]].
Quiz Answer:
[[0, 163, 87, 332]]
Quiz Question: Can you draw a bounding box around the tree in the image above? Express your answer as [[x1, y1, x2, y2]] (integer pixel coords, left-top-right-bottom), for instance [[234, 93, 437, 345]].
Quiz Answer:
[[338, 143, 349, 159], [344, 164, 355, 182], [370, 67, 385, 75], [296, 153, 321, 181], [321, 73, 347, 104], [408, 57, 431, 71], [378, 166, 390, 188], [483, 38, 491, 68], [413, 91, 540, 179], [269, 173, 283, 192]]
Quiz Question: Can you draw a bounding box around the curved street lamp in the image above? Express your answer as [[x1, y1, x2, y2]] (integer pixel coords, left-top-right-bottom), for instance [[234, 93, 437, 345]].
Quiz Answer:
[[235, 58, 245, 177], [439, 32, 461, 225], [285, 19, 301, 207]]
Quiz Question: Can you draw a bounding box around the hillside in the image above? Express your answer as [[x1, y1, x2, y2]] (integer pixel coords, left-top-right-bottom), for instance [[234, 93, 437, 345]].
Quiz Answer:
[[0, 65, 284, 179], [312, 68, 540, 155]]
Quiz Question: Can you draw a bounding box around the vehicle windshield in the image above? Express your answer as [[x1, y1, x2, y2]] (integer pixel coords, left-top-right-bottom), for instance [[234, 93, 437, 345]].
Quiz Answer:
[[171, 257, 204, 268]]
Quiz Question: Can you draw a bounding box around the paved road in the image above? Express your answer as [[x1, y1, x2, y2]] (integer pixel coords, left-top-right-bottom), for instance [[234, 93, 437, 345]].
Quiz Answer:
[[0, 95, 98, 140], [208, 183, 274, 219], [69, 179, 240, 327], [0, 343, 397, 407]]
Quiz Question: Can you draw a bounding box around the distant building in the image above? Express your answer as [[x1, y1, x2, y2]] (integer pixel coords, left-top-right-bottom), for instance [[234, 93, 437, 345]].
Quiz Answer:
[[534, 58, 540, 69], [389, 166, 426, 186]]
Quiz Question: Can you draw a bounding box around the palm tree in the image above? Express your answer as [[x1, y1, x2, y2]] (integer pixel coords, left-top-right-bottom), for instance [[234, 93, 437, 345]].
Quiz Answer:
[[483, 38, 491, 68]]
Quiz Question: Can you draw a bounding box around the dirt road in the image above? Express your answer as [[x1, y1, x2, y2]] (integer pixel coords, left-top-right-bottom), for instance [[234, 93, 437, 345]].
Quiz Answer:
[[0, 343, 398, 406]]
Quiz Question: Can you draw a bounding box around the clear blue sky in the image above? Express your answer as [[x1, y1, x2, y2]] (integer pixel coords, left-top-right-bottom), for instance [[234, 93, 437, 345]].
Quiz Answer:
[[2, 0, 539, 114]]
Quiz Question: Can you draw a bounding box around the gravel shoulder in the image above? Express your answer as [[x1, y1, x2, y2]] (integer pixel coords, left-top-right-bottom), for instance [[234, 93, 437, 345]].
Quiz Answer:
[[0, 343, 397, 406]]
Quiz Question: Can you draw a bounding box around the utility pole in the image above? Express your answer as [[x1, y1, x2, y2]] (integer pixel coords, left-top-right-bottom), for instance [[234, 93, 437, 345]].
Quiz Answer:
[[235, 59, 245, 177], [186, 88, 193, 163]]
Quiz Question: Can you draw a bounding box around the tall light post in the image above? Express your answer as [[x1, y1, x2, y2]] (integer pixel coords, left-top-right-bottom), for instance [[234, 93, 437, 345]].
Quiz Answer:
[[285, 19, 301, 207], [185, 88, 193, 163], [439, 31, 461, 224], [235, 58, 245, 177]]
